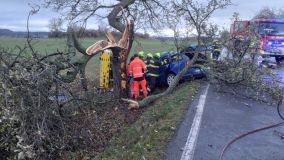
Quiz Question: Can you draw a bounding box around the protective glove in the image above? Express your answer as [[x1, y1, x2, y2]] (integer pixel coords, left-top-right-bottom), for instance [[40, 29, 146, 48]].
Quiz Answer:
[[128, 76, 134, 82]]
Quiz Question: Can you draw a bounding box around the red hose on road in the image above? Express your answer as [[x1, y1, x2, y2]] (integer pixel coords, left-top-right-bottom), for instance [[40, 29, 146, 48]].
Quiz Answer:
[[220, 98, 284, 160]]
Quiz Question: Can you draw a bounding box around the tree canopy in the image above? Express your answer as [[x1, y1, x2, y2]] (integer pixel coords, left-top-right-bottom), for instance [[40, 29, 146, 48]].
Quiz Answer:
[[254, 7, 284, 19]]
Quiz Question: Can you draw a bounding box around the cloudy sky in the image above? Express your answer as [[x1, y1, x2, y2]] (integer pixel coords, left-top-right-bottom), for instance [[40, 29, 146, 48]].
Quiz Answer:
[[0, 0, 284, 34]]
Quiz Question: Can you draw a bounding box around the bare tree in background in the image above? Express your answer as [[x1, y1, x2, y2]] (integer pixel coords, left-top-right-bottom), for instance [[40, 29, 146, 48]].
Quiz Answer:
[[165, 9, 192, 52], [254, 7, 284, 19], [48, 18, 64, 37], [231, 12, 240, 21], [201, 22, 219, 45], [173, 0, 232, 46], [254, 7, 277, 19]]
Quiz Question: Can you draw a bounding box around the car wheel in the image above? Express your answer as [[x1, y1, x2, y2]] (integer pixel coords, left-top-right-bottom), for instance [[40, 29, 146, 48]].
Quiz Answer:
[[167, 73, 176, 86]]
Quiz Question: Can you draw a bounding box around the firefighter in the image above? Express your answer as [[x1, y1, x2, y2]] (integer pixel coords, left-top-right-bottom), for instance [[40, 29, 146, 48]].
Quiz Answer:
[[212, 40, 221, 60], [128, 54, 148, 100], [248, 35, 261, 63], [249, 36, 260, 52], [144, 53, 153, 92], [138, 51, 145, 60], [145, 53, 153, 66], [127, 56, 135, 98], [147, 52, 161, 92]]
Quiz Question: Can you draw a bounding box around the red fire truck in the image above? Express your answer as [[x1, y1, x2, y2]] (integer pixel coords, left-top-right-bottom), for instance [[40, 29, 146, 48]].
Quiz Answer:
[[230, 18, 284, 63]]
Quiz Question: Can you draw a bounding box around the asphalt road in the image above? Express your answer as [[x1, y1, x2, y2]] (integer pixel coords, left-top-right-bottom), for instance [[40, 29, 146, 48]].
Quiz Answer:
[[165, 80, 284, 160]]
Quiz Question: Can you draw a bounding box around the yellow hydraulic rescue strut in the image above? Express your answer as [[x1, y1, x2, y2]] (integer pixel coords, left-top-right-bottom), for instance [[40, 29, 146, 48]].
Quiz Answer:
[[99, 50, 111, 89]]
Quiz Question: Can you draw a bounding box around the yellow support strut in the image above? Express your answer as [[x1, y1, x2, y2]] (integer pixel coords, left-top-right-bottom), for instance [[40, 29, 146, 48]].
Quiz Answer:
[[99, 50, 111, 89]]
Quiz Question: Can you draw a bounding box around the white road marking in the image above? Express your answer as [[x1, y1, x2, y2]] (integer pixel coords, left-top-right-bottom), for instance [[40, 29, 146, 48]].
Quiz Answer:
[[180, 84, 210, 160]]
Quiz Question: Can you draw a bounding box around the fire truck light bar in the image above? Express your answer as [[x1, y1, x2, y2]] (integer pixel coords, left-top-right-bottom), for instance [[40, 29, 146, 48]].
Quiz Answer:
[[267, 41, 284, 46]]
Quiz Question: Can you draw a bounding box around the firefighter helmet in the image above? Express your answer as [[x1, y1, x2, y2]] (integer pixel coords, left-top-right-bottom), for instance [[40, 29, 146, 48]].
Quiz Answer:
[[146, 53, 153, 58], [138, 51, 144, 58], [154, 52, 161, 58]]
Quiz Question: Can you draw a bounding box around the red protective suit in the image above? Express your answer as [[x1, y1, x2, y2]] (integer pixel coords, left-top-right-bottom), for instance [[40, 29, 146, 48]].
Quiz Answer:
[[128, 57, 148, 99]]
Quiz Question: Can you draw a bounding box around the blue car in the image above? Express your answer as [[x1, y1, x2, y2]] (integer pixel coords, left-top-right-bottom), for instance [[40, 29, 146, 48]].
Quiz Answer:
[[157, 52, 205, 86]]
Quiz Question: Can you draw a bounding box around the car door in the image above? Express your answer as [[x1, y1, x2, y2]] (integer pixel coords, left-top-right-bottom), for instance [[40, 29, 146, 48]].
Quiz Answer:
[[158, 54, 171, 85], [169, 54, 186, 75]]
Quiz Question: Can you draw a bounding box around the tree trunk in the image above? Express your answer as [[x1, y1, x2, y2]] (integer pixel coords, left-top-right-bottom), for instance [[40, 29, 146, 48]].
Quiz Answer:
[[55, 28, 97, 90], [79, 63, 88, 91], [119, 21, 134, 97], [110, 20, 134, 99], [111, 48, 123, 99]]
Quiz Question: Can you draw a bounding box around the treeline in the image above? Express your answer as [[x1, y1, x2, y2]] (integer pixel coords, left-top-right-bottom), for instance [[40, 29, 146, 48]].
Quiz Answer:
[[48, 28, 150, 38]]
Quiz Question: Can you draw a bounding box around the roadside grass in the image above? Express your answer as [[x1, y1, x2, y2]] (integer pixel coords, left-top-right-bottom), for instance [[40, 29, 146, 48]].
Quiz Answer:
[[94, 80, 200, 160]]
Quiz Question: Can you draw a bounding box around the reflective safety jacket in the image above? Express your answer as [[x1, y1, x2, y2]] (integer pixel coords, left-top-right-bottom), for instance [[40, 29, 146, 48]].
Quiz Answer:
[[147, 57, 161, 77], [128, 57, 147, 78], [212, 41, 221, 52], [145, 57, 152, 67]]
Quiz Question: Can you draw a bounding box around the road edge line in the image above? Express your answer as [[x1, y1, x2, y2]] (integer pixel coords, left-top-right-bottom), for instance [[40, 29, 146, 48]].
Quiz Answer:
[[180, 84, 210, 160]]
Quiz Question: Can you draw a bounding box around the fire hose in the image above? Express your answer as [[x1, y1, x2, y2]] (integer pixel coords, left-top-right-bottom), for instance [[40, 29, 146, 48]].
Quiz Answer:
[[219, 98, 284, 160]]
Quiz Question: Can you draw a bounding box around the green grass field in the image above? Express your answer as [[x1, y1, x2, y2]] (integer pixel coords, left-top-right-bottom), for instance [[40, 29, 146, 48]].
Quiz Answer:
[[0, 37, 176, 54], [0, 37, 176, 84]]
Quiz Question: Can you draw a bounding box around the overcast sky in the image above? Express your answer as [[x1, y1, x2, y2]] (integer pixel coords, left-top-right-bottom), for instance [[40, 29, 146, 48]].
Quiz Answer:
[[0, 0, 284, 34]]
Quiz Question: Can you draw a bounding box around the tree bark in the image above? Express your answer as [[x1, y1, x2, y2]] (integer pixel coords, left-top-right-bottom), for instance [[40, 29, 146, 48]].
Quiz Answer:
[[111, 47, 123, 99], [111, 21, 134, 99], [80, 17, 134, 98], [54, 29, 97, 89], [107, 0, 135, 33], [120, 21, 134, 97]]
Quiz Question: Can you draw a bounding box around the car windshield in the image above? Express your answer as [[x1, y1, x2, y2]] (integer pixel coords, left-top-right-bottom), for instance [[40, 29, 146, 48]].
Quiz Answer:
[[256, 22, 284, 36], [171, 54, 183, 61]]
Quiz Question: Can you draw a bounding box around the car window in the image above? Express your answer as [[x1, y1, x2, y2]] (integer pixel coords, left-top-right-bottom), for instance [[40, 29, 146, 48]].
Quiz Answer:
[[184, 46, 195, 52], [161, 55, 170, 61], [182, 55, 189, 61], [171, 55, 183, 61]]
